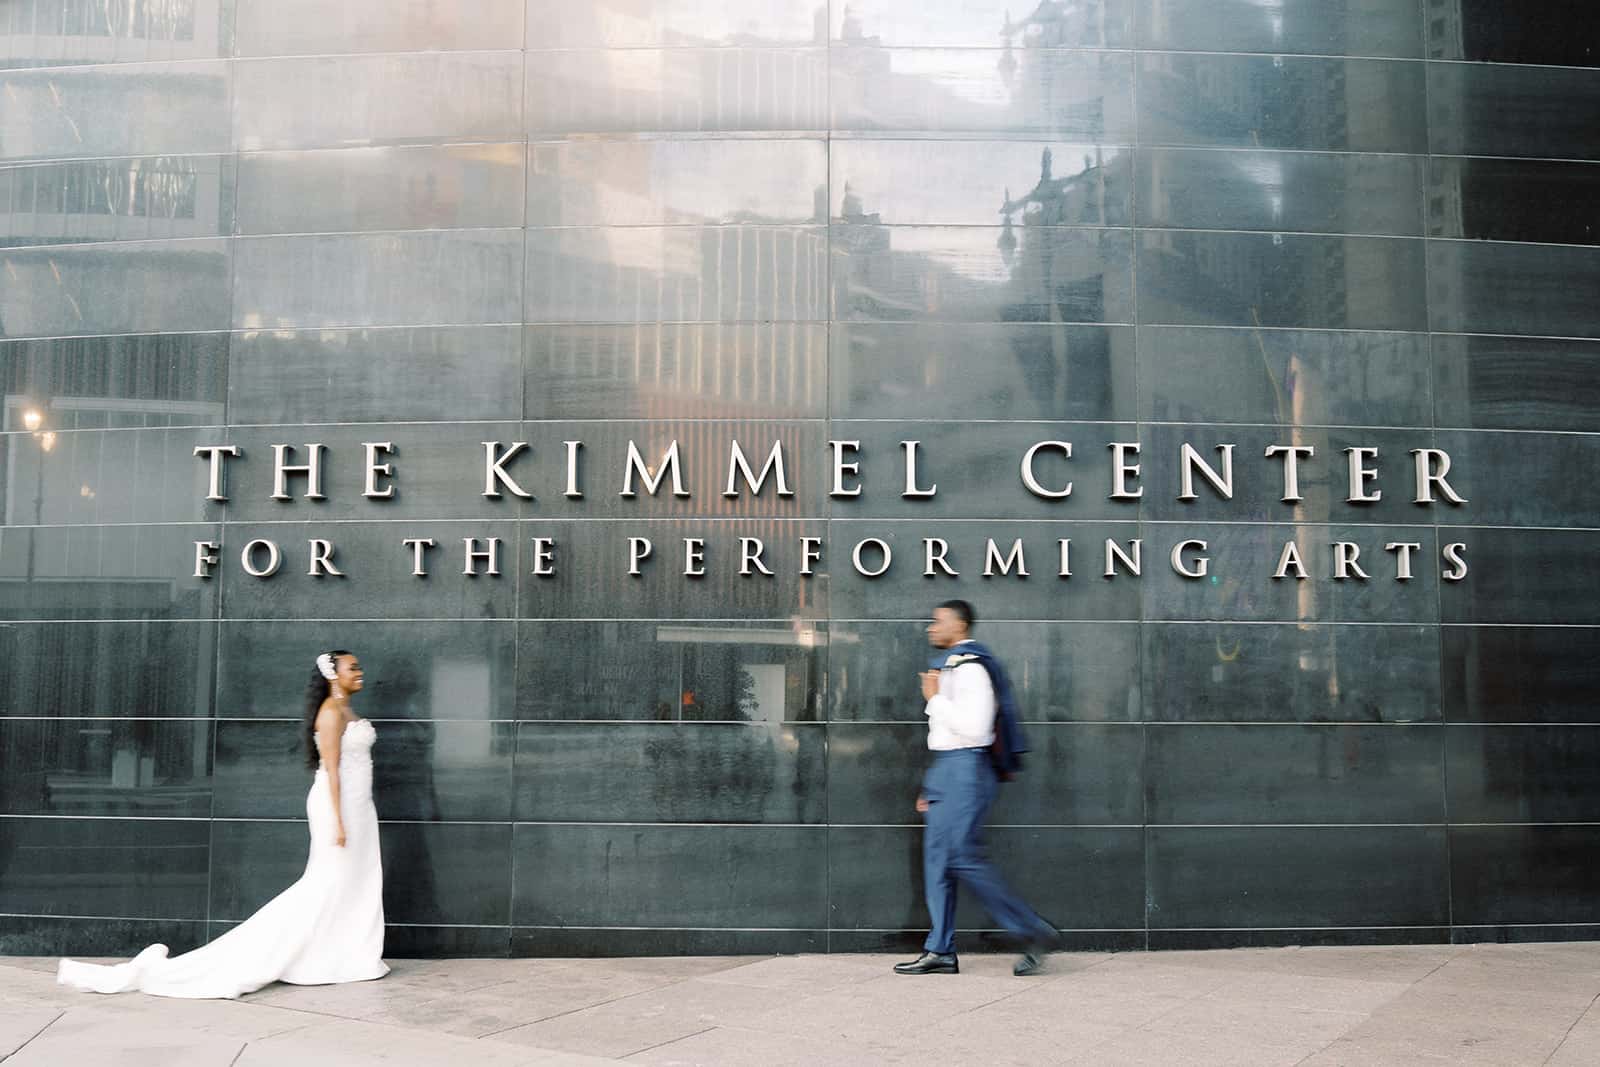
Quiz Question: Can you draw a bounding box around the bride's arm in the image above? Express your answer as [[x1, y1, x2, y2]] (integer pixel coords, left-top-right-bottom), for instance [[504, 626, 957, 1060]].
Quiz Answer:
[[315, 705, 347, 847]]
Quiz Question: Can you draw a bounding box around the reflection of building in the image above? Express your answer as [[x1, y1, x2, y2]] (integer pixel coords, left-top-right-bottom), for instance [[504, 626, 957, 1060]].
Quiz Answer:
[[0, 353, 221, 695], [0, 155, 229, 248], [2, 333, 223, 523], [833, 183, 914, 319], [0, 0, 224, 66], [1137, 51, 1427, 330], [1, 330, 219, 823], [0, 718, 211, 817], [524, 228, 829, 421], [654, 625, 826, 723], [3, 2, 238, 335], [0, 2, 233, 339]]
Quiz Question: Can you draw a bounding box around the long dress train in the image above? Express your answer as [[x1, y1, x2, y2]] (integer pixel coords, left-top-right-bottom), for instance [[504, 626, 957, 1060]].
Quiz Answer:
[[57, 719, 389, 999]]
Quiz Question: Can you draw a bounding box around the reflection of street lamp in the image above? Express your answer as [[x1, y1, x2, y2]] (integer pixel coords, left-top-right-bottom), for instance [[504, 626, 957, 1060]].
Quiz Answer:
[[997, 210, 1017, 267], [20, 405, 52, 586]]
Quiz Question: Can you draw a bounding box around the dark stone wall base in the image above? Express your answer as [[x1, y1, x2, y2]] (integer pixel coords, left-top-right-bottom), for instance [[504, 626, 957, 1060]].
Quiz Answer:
[[511, 927, 824, 957], [1148, 928, 1453, 950], [0, 916, 206, 957]]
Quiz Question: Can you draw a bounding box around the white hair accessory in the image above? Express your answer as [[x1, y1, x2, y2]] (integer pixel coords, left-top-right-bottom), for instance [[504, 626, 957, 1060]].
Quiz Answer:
[[316, 653, 338, 681]]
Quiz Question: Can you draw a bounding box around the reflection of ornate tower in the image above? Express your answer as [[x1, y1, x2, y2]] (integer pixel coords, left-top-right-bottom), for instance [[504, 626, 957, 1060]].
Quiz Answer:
[[832, 182, 905, 318], [997, 146, 1109, 243], [999, 1, 1105, 54], [995, 147, 1118, 417], [838, 4, 867, 42], [997, 3, 1110, 144], [1424, 0, 1467, 59], [996, 147, 1112, 303], [1423, 0, 1466, 240]]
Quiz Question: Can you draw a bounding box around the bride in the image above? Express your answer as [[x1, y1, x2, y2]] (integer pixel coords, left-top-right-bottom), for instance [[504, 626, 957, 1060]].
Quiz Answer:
[[58, 650, 389, 998]]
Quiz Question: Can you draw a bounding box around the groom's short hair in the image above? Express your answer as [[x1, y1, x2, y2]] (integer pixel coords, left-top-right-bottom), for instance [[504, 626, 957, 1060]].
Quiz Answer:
[[937, 599, 976, 632]]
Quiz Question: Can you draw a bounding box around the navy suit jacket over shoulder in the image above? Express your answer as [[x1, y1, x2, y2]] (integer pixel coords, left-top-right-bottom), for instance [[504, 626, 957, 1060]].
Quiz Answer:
[[930, 640, 1030, 779]]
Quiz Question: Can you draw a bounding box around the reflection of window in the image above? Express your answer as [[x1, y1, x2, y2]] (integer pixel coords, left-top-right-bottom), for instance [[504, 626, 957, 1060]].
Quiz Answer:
[[657, 625, 820, 722], [1, 160, 199, 222], [29, 0, 197, 41]]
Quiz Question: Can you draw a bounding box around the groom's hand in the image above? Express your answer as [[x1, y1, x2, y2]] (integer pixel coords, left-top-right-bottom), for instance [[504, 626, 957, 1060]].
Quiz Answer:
[[919, 670, 940, 701]]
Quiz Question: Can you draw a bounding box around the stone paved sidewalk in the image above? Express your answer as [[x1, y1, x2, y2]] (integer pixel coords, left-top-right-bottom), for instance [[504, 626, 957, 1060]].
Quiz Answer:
[[3, 942, 1599, 1065]]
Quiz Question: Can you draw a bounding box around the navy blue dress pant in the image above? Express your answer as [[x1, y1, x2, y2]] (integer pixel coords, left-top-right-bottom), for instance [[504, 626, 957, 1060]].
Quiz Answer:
[[921, 747, 1052, 954]]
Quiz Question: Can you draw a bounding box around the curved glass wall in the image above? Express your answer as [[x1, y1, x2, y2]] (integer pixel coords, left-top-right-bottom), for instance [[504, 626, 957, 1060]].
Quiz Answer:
[[4, 0, 1600, 956]]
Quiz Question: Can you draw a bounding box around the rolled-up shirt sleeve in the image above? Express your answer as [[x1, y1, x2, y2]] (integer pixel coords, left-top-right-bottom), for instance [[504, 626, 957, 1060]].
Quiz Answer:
[[924, 661, 997, 750]]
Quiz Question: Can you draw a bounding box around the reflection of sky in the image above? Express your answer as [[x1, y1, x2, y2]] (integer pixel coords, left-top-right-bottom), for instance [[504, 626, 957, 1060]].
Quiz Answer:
[[838, 0, 1078, 48], [885, 227, 1010, 281], [645, 142, 822, 223], [586, 47, 668, 93], [1232, 153, 1285, 225], [589, 227, 679, 274], [535, 137, 829, 229], [1256, 0, 1287, 44], [886, 49, 1014, 107], [584, 0, 818, 46]]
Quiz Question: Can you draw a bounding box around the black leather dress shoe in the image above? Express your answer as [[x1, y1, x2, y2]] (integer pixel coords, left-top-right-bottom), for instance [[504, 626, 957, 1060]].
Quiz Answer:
[[1014, 928, 1063, 976], [894, 951, 959, 975], [1012, 951, 1044, 977]]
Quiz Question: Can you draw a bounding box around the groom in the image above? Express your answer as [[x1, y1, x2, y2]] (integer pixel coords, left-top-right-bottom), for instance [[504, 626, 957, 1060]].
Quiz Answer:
[[894, 599, 1060, 977]]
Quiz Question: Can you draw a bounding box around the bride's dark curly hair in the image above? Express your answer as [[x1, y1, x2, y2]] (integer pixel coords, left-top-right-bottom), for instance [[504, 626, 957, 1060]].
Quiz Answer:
[[303, 651, 351, 770]]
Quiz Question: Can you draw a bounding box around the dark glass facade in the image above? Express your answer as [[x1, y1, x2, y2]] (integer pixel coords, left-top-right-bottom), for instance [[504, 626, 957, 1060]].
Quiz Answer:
[[3, 0, 1600, 957]]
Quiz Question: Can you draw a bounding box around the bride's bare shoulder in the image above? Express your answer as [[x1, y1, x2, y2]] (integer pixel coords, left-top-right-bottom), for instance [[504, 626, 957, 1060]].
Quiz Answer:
[[314, 702, 345, 732]]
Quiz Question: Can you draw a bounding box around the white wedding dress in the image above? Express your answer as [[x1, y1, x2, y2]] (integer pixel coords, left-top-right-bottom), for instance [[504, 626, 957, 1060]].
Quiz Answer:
[[58, 718, 389, 998]]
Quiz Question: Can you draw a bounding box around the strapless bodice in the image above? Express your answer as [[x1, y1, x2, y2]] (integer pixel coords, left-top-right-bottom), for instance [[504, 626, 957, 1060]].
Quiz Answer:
[[316, 718, 376, 769]]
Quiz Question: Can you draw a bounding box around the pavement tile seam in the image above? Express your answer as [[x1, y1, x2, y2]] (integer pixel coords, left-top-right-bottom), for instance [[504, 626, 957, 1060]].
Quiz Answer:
[[224, 998, 399, 1026], [1299, 1037, 1462, 1066], [237, 1016, 325, 1042], [472, 971, 687, 998], [366, 977, 725, 1041], [1403, 947, 1463, 984], [1334, 1021, 1569, 1065], [476, 976, 698, 1041], [914, 983, 1058, 1042], [692, 959, 889, 990], [245, 1015, 576, 1058], [381, 975, 552, 997], [633, 1030, 915, 1062], [1194, 977, 1415, 1016], [1126, 991, 1218, 1035], [1545, 1045, 1591, 1067], [1, 1007, 64, 1060], [5, 1010, 252, 1067], [619, 1024, 719, 1062], [1543, 990, 1600, 1066], [1289, 1027, 1369, 1067], [1374, 987, 1598, 1026], [1065, 1026, 1333, 1067]]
